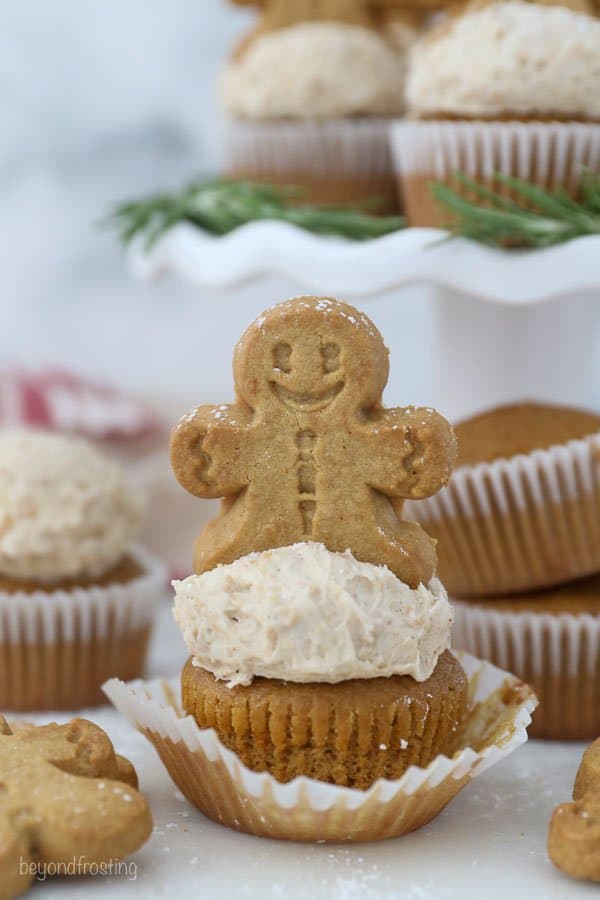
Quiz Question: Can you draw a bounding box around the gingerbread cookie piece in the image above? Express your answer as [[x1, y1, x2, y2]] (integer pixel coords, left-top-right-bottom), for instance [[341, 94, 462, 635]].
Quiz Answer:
[[230, 0, 435, 56], [548, 738, 600, 883], [548, 795, 600, 883], [574, 738, 600, 801], [171, 297, 456, 587], [0, 715, 152, 899]]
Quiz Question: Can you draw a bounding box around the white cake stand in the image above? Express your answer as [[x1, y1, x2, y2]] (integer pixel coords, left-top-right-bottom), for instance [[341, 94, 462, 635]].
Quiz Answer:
[[130, 223, 600, 421]]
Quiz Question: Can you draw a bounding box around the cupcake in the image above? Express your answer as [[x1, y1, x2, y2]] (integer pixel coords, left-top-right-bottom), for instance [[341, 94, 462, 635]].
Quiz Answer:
[[0, 428, 166, 710], [452, 573, 600, 740], [105, 296, 537, 841], [391, 1, 600, 226], [175, 543, 467, 788], [219, 21, 418, 212], [405, 402, 600, 597]]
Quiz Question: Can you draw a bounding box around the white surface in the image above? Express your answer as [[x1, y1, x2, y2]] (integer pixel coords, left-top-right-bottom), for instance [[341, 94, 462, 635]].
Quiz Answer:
[[13, 602, 596, 900], [130, 222, 600, 304], [125, 224, 600, 422]]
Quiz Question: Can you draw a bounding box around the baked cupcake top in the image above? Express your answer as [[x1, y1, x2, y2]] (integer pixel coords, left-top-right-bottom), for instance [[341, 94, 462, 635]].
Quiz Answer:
[[0, 429, 142, 583], [460, 572, 600, 614], [173, 542, 453, 687], [219, 22, 411, 119], [406, 1, 600, 120], [455, 401, 600, 466]]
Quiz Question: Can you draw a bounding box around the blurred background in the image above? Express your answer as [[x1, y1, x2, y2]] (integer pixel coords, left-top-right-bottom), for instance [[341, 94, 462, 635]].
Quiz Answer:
[[2, 1, 598, 420], [0, 1, 252, 402]]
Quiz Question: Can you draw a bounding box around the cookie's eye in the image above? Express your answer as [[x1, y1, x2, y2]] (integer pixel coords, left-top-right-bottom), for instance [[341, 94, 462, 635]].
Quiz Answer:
[[273, 342, 292, 373], [321, 342, 340, 373]]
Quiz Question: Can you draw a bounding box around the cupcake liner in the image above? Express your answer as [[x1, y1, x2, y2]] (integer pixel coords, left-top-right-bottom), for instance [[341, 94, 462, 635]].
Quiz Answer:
[[103, 652, 537, 843], [221, 117, 398, 210], [405, 432, 600, 596], [0, 545, 167, 711], [390, 120, 600, 226], [453, 602, 600, 741]]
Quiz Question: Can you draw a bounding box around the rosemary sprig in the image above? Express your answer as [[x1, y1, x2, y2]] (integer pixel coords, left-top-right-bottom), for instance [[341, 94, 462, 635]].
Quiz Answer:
[[106, 178, 405, 247], [431, 171, 600, 248]]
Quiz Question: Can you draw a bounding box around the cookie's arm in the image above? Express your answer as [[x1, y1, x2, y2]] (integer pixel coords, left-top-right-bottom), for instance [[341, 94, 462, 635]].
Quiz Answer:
[[170, 404, 253, 499], [365, 407, 456, 499]]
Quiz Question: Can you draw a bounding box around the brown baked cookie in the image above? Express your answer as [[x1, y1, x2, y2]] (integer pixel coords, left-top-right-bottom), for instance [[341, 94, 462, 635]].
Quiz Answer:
[[0, 715, 152, 899], [181, 650, 468, 788], [229, 0, 439, 56], [548, 738, 600, 882], [548, 794, 600, 883], [574, 738, 600, 801], [171, 297, 456, 587]]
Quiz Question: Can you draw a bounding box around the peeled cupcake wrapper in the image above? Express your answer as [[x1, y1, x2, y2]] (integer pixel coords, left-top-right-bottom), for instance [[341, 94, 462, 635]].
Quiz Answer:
[[221, 117, 397, 210], [406, 432, 600, 596], [453, 603, 600, 741], [0, 544, 167, 710], [390, 120, 600, 227], [103, 652, 537, 843]]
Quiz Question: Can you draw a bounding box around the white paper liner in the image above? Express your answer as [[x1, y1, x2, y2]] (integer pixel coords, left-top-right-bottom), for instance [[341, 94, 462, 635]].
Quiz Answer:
[[222, 117, 394, 177], [405, 432, 600, 596], [103, 652, 537, 842], [0, 544, 167, 644], [390, 120, 600, 180], [452, 603, 600, 741]]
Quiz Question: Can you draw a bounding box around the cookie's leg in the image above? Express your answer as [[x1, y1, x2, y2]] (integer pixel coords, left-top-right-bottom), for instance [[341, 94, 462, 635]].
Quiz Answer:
[[0, 812, 35, 900], [193, 492, 299, 574], [368, 492, 437, 588]]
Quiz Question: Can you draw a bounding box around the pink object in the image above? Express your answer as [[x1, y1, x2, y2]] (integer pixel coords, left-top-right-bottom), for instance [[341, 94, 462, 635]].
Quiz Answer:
[[0, 367, 163, 441]]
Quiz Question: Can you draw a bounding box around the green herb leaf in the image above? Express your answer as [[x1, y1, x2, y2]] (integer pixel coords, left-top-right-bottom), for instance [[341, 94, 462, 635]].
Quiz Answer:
[[104, 178, 405, 246], [431, 170, 600, 248]]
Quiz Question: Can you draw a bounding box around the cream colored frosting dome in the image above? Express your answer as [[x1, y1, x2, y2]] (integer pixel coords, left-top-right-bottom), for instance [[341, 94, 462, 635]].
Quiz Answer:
[[0, 429, 142, 582], [406, 2, 600, 119], [220, 22, 412, 119], [173, 542, 454, 687]]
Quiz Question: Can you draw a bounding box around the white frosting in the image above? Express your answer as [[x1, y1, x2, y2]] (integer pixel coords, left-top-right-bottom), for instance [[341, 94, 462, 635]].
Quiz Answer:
[[407, 2, 600, 119], [220, 23, 409, 119], [173, 543, 453, 687], [0, 429, 142, 581]]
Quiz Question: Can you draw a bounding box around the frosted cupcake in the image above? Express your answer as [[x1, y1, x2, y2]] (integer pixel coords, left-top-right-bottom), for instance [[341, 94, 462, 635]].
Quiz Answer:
[[405, 402, 600, 596], [175, 543, 467, 788], [220, 21, 418, 212], [392, 1, 600, 226], [105, 296, 538, 842], [453, 574, 600, 740], [0, 429, 166, 710]]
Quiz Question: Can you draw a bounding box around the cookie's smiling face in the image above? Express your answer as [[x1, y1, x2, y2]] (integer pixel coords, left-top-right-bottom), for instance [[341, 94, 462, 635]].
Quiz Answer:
[[233, 297, 389, 416], [269, 337, 344, 412]]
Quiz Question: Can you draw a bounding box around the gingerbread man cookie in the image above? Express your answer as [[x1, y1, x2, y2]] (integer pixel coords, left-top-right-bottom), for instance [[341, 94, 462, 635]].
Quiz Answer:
[[0, 715, 152, 899], [548, 737, 600, 883], [170, 297, 456, 587], [229, 0, 432, 56]]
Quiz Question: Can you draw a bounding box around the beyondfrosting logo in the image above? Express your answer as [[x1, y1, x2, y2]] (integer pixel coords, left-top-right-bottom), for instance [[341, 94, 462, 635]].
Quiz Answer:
[[19, 856, 139, 881]]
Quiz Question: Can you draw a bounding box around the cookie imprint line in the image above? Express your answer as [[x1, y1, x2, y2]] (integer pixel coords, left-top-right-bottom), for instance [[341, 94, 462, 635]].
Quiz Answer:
[[297, 429, 317, 537]]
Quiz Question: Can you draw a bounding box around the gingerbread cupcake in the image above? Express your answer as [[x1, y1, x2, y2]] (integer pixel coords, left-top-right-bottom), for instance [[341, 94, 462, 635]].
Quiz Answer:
[[0, 428, 166, 710], [453, 574, 600, 740], [175, 542, 466, 788], [392, 1, 600, 226], [406, 401, 600, 597], [220, 19, 419, 211], [104, 296, 538, 842]]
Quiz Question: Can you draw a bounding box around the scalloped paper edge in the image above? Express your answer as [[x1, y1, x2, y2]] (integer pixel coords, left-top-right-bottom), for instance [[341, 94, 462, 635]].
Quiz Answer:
[[104, 652, 537, 810]]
